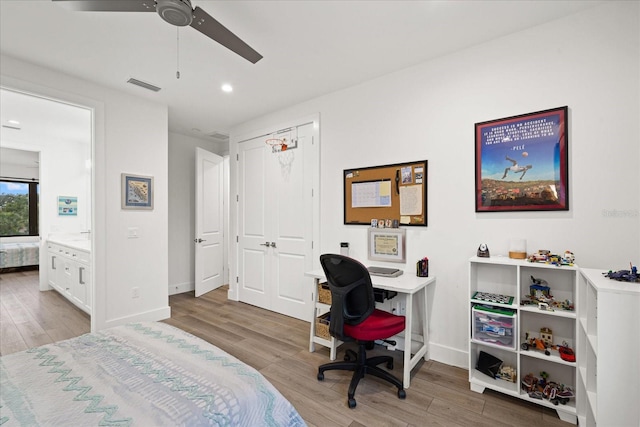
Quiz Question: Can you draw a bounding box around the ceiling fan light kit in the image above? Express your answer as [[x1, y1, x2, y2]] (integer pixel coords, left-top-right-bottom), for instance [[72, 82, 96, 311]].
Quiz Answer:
[[52, 0, 263, 63]]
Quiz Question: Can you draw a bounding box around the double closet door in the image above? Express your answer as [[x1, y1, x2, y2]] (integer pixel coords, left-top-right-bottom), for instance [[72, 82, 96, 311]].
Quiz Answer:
[[237, 122, 316, 321]]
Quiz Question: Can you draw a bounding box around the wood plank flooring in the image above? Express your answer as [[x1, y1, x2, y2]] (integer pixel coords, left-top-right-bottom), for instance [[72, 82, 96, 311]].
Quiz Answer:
[[165, 289, 574, 427], [0, 269, 89, 355], [0, 271, 573, 426]]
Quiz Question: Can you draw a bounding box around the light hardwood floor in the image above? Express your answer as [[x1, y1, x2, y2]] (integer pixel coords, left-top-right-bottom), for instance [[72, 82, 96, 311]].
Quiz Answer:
[[1, 270, 573, 427], [0, 269, 90, 355]]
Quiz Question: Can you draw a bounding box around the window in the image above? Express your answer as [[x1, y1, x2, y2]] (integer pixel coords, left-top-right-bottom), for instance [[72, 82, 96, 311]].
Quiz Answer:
[[0, 179, 39, 236]]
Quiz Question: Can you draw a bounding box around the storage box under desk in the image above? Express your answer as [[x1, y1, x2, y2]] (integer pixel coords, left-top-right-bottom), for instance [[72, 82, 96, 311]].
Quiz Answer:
[[472, 306, 517, 350]]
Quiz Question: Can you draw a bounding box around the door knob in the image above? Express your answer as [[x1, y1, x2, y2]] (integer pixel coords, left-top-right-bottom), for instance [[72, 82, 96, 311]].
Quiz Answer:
[[259, 242, 270, 246], [194, 238, 206, 243], [270, 242, 277, 248]]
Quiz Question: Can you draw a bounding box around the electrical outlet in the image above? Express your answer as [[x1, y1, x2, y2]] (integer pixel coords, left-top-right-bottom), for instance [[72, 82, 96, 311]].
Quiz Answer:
[[132, 287, 140, 298], [399, 302, 406, 316]]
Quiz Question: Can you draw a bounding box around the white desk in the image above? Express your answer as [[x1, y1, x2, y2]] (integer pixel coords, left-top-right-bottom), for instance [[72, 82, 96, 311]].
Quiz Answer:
[[305, 269, 435, 388]]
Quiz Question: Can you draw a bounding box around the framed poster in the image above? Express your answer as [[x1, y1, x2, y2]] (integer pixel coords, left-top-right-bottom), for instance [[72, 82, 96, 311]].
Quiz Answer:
[[121, 173, 153, 210], [475, 106, 569, 212], [58, 196, 78, 216]]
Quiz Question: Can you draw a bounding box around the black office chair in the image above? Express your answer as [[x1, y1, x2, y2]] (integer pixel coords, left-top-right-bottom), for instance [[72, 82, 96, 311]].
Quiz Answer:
[[317, 254, 406, 408]]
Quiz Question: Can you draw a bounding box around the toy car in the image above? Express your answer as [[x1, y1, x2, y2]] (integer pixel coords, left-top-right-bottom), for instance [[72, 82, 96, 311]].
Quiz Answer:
[[558, 344, 576, 362]]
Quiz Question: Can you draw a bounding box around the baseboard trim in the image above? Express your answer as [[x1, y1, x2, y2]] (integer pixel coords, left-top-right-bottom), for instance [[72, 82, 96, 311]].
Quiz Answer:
[[103, 306, 172, 330], [429, 342, 468, 369], [168, 281, 194, 295]]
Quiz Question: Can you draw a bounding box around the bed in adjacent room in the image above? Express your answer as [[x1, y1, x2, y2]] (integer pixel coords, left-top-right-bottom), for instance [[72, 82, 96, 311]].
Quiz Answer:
[[0, 322, 306, 426], [0, 241, 39, 269]]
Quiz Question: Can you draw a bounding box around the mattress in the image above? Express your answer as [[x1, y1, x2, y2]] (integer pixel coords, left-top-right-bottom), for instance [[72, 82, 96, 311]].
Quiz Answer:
[[0, 322, 307, 426], [0, 242, 39, 269]]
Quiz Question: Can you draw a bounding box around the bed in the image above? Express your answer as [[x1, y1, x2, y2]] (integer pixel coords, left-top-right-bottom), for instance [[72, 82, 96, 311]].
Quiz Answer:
[[0, 322, 307, 426], [0, 242, 39, 269]]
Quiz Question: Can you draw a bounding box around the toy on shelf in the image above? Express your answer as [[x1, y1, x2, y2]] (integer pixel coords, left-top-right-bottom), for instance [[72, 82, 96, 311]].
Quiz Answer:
[[498, 365, 517, 383], [539, 327, 553, 346], [521, 330, 576, 362], [476, 351, 517, 383], [520, 276, 574, 312], [604, 263, 639, 283], [477, 243, 490, 258], [472, 291, 514, 305], [521, 331, 551, 356], [527, 249, 575, 266], [561, 251, 575, 265], [557, 342, 576, 362], [521, 372, 574, 405], [529, 276, 551, 300], [528, 250, 550, 263]]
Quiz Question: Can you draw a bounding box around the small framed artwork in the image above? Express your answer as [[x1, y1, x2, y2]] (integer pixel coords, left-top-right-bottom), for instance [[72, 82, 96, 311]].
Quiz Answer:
[[368, 227, 406, 263], [58, 196, 78, 216], [121, 173, 153, 210], [475, 106, 569, 212]]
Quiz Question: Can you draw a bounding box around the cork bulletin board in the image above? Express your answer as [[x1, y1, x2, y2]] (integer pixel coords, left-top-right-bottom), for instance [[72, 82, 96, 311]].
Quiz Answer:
[[343, 160, 428, 226]]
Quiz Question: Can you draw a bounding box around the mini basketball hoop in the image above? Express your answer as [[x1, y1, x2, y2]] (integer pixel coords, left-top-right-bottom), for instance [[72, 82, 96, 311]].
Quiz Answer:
[[266, 136, 296, 179], [265, 137, 288, 152]]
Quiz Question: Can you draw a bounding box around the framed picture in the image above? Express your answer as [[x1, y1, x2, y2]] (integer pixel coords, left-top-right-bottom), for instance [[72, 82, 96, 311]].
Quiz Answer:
[[58, 196, 78, 216], [368, 227, 406, 263], [121, 173, 153, 210], [475, 106, 569, 212]]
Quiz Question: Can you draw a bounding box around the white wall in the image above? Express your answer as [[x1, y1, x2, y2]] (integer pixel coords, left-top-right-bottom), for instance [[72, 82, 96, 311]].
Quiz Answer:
[[1, 54, 171, 331], [167, 131, 225, 294], [230, 2, 639, 367]]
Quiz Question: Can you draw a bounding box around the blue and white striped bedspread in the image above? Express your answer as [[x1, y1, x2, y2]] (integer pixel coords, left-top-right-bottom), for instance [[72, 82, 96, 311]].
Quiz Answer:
[[0, 242, 39, 269], [0, 322, 306, 426]]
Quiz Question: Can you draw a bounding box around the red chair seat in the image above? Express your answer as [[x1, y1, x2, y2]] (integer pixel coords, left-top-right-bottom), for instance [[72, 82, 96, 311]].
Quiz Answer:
[[344, 309, 405, 342]]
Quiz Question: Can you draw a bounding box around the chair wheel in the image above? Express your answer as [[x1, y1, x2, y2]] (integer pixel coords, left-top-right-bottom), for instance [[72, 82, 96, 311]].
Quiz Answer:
[[387, 361, 394, 370], [348, 398, 357, 408], [317, 372, 324, 381], [398, 389, 406, 399]]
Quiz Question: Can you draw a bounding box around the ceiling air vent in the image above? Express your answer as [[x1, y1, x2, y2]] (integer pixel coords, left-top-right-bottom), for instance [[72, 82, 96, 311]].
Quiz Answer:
[[207, 131, 229, 141], [127, 77, 161, 92]]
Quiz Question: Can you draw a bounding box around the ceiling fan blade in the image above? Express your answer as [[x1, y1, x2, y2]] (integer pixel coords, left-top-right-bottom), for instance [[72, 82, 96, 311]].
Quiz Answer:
[[52, 0, 155, 12], [190, 6, 262, 64]]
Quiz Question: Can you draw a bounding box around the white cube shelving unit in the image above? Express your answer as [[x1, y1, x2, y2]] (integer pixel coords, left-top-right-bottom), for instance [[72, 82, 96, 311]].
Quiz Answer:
[[468, 256, 579, 424], [576, 268, 639, 427]]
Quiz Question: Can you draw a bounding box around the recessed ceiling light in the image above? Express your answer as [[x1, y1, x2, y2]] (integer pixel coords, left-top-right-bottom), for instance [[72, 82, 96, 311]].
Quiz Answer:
[[221, 84, 233, 93]]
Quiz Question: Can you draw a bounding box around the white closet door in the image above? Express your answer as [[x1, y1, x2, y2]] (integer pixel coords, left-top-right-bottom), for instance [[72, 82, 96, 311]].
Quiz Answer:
[[238, 123, 315, 320]]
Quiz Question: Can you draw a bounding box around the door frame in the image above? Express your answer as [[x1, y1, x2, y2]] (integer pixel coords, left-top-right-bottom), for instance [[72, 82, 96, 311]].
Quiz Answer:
[[228, 114, 320, 303], [0, 78, 101, 333]]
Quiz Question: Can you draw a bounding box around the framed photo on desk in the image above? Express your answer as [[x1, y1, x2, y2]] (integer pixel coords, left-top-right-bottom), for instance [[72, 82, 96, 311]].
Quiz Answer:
[[368, 228, 406, 263]]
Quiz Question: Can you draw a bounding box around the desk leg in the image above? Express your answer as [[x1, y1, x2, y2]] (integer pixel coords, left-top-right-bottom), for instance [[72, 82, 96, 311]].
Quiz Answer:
[[422, 284, 429, 362], [309, 279, 317, 353], [401, 285, 430, 389], [403, 293, 413, 388], [329, 339, 338, 361]]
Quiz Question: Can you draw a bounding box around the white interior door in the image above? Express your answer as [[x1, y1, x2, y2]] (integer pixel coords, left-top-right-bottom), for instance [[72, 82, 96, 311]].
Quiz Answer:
[[238, 123, 316, 320], [195, 147, 224, 297]]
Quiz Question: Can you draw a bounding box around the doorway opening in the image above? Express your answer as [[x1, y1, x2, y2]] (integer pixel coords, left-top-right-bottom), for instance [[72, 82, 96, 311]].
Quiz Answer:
[[0, 87, 93, 338]]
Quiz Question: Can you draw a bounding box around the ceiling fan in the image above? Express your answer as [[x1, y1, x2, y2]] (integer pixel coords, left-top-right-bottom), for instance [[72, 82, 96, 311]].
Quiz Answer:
[[52, 0, 263, 63]]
